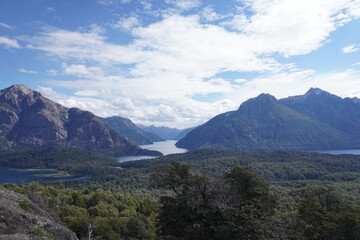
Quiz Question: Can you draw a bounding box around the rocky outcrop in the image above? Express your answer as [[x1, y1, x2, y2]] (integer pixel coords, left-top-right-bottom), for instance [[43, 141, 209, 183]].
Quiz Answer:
[[0, 85, 160, 156], [0, 187, 78, 240]]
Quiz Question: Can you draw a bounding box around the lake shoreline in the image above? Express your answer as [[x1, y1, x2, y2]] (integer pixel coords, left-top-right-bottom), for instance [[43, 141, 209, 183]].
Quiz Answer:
[[119, 140, 188, 162]]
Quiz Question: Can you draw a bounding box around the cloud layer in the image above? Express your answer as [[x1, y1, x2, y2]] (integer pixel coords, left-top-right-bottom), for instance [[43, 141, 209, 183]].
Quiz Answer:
[[17, 0, 360, 128]]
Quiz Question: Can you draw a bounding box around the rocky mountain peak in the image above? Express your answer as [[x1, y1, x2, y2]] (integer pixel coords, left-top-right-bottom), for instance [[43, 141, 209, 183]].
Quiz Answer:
[[351, 97, 360, 103], [0, 84, 162, 156], [1, 84, 40, 98], [0, 84, 42, 111], [305, 87, 328, 96], [238, 93, 278, 112]]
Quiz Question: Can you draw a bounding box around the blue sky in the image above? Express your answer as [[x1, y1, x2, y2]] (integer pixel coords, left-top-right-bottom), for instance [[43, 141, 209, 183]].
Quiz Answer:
[[1, 0, 360, 128]]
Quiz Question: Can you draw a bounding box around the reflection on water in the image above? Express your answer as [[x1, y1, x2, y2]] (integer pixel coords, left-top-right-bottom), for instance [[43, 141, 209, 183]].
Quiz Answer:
[[119, 140, 188, 162], [0, 167, 85, 184], [140, 140, 188, 155], [118, 155, 158, 162], [312, 149, 360, 155]]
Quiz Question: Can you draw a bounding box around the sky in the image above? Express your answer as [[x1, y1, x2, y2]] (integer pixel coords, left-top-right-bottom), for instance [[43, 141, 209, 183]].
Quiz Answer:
[[1, 0, 360, 129]]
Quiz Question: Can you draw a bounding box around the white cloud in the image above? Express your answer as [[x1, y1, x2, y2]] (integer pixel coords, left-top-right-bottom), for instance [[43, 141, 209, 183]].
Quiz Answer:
[[24, 26, 141, 65], [63, 64, 105, 79], [228, 69, 360, 105], [347, 0, 360, 17], [23, 0, 360, 127], [0, 36, 20, 48], [46, 7, 55, 12], [234, 78, 247, 84], [0, 22, 14, 29], [96, 0, 131, 6], [74, 90, 99, 97], [342, 44, 359, 53], [37, 86, 117, 116], [200, 6, 229, 22], [47, 69, 58, 76], [140, 0, 152, 10], [221, 14, 249, 31], [18, 68, 37, 74], [234, 0, 357, 57], [165, 0, 201, 11], [113, 16, 141, 31]]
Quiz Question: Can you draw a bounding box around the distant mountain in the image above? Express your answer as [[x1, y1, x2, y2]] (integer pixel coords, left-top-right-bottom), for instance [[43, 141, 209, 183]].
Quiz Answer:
[[176, 88, 360, 151], [280, 88, 360, 135], [174, 127, 196, 140], [0, 85, 161, 156], [139, 125, 183, 140], [99, 116, 164, 145]]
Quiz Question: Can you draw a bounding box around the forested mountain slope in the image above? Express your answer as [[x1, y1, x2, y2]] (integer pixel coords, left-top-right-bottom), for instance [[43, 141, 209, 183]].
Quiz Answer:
[[177, 88, 360, 151]]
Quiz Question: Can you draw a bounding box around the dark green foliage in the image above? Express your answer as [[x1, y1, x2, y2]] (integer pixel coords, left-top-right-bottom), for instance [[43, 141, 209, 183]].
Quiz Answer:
[[0, 147, 129, 186], [121, 149, 360, 182], [154, 162, 277, 240], [296, 186, 360, 240], [27, 227, 54, 238], [19, 199, 31, 211], [3, 149, 360, 239], [3, 184, 157, 240], [0, 146, 119, 171], [153, 162, 360, 240], [94, 145, 162, 157]]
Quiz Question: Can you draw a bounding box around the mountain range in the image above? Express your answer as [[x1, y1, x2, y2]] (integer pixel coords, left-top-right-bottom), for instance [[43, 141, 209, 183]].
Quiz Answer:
[[99, 116, 164, 145], [176, 88, 360, 151], [139, 125, 195, 140], [0, 85, 160, 156]]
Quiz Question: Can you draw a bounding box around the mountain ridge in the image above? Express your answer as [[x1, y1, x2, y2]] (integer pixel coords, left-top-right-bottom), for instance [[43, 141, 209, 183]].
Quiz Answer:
[[0, 85, 161, 156], [99, 116, 164, 145], [176, 88, 360, 151]]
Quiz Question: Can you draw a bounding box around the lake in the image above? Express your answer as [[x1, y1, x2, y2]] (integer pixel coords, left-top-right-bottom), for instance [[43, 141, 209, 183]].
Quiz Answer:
[[0, 140, 185, 184], [0, 167, 85, 185], [2, 143, 358, 184], [312, 149, 360, 155], [118, 140, 188, 162]]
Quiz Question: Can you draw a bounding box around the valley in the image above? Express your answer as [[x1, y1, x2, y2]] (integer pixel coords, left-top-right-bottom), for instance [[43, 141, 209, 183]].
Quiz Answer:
[[1, 85, 360, 239], [3, 1, 360, 238]]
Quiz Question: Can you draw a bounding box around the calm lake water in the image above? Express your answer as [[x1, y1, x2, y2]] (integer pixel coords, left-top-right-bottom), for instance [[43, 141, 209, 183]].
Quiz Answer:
[[312, 149, 360, 155], [118, 140, 188, 162], [0, 167, 85, 185], [2, 143, 359, 184]]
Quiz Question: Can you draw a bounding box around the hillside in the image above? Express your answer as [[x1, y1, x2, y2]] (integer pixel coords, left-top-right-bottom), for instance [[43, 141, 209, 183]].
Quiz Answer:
[[139, 125, 183, 140], [99, 116, 164, 144], [0, 85, 161, 156], [176, 89, 360, 151], [118, 149, 360, 207], [174, 127, 196, 140], [0, 187, 78, 239]]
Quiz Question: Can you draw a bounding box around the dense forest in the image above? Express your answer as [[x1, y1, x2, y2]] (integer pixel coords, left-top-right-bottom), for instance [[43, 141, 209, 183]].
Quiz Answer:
[[1, 148, 360, 239], [2, 161, 360, 239]]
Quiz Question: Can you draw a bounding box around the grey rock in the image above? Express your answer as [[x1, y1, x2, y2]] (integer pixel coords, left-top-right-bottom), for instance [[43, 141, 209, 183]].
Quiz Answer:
[[0, 85, 139, 153], [0, 187, 78, 240]]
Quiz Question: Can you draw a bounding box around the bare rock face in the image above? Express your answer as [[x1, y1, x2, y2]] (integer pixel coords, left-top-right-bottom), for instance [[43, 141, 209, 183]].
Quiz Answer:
[[0, 85, 140, 153], [0, 187, 78, 240]]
